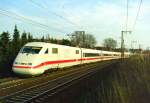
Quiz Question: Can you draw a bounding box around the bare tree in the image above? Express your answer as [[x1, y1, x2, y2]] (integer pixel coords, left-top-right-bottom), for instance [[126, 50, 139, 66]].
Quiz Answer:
[[70, 31, 96, 48], [85, 34, 96, 48], [103, 38, 117, 50]]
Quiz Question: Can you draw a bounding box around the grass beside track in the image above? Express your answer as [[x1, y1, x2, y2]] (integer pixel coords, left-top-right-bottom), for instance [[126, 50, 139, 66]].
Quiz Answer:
[[76, 55, 150, 103]]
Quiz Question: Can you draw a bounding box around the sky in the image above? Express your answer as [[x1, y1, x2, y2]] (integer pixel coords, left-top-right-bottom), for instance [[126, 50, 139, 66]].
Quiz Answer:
[[0, 0, 149, 49]]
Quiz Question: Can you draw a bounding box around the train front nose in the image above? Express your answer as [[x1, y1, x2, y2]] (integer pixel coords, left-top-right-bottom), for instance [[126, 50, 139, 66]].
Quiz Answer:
[[12, 45, 45, 76], [13, 63, 44, 76], [12, 61, 34, 76], [12, 53, 37, 76], [12, 54, 44, 76]]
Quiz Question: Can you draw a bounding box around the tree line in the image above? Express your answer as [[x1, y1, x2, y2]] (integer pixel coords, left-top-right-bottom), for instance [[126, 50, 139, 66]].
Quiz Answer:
[[0, 25, 99, 63], [0, 25, 74, 63], [0, 25, 33, 63]]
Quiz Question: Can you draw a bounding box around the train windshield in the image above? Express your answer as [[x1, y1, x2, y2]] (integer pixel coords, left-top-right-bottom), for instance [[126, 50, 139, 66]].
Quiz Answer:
[[20, 46, 42, 54]]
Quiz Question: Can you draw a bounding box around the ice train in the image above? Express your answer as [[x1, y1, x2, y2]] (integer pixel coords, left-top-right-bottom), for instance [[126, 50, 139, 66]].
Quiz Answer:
[[12, 42, 129, 76]]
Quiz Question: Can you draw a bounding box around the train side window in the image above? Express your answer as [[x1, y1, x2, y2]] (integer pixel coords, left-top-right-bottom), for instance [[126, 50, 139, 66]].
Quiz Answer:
[[83, 53, 99, 57], [45, 48, 48, 54], [52, 48, 58, 54], [103, 54, 107, 56], [76, 50, 79, 54]]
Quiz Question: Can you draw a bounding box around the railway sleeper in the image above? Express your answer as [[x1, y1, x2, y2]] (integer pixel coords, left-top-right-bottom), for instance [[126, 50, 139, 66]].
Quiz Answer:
[[5, 98, 27, 103]]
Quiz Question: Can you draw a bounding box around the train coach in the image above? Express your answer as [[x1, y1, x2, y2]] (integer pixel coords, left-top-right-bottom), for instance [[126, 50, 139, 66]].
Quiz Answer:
[[12, 42, 128, 76]]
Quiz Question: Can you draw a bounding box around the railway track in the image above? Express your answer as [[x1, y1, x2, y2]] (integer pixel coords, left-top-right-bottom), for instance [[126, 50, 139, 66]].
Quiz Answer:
[[0, 60, 117, 103], [0, 61, 102, 97]]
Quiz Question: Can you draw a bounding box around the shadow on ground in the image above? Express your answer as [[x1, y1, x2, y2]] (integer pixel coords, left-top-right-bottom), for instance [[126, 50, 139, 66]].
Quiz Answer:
[[0, 60, 16, 78]]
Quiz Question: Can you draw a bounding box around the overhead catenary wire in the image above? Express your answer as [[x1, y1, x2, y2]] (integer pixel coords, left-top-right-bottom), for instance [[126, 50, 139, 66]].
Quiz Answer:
[[132, 0, 143, 32], [0, 8, 66, 34], [29, 0, 82, 29], [126, 0, 129, 31], [122, 0, 143, 51]]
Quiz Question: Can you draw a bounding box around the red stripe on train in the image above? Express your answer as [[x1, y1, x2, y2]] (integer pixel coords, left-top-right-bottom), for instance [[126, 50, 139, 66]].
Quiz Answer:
[[13, 57, 101, 69]]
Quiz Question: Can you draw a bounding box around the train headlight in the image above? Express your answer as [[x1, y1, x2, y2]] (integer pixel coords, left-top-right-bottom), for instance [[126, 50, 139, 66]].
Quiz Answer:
[[14, 62, 32, 65]]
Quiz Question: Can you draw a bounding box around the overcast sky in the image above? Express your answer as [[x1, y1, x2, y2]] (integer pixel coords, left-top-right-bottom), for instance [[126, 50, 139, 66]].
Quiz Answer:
[[0, 0, 149, 49]]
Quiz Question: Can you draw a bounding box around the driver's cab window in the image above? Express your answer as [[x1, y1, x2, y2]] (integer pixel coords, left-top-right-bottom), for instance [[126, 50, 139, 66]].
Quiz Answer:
[[20, 46, 42, 54]]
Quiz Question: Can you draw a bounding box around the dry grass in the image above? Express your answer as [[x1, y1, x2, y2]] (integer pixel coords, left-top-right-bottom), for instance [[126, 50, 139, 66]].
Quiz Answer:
[[77, 55, 150, 103]]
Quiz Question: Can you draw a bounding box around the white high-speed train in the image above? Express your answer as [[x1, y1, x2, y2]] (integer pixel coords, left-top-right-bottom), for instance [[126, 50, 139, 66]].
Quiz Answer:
[[12, 42, 129, 76]]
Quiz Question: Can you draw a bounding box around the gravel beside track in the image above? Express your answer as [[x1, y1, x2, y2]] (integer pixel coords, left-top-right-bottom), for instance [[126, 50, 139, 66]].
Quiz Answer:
[[0, 78, 21, 85]]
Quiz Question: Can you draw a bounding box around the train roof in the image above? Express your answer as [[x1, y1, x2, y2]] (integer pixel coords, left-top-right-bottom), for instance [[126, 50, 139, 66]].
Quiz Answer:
[[25, 42, 48, 47], [25, 42, 71, 48], [25, 42, 81, 49], [24, 42, 123, 54], [24, 42, 101, 51], [101, 50, 120, 54]]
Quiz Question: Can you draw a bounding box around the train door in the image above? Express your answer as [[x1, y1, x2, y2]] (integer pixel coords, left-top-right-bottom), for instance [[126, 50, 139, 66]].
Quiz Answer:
[[44, 48, 49, 70], [40, 48, 50, 71], [42, 47, 59, 70], [80, 48, 83, 64], [51, 47, 59, 69]]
